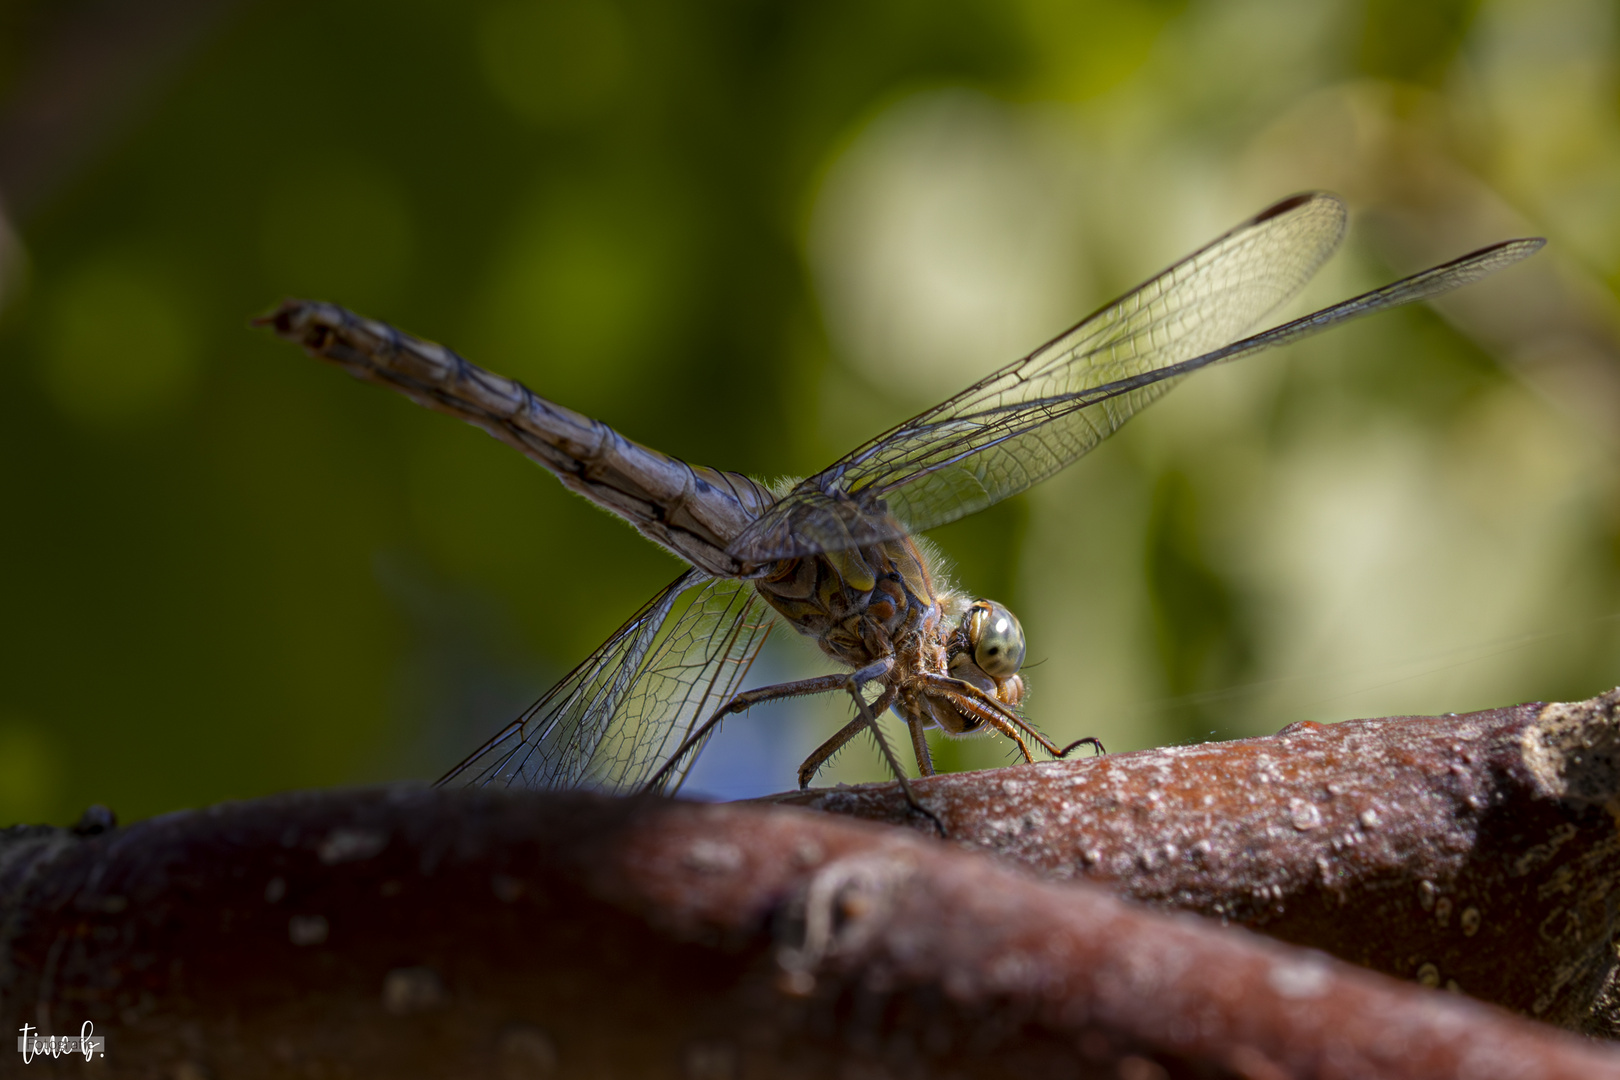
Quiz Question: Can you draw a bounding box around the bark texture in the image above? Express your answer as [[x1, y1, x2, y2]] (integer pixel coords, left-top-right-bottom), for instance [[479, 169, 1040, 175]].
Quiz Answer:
[[2, 690, 1619, 1078], [771, 689, 1620, 1033]]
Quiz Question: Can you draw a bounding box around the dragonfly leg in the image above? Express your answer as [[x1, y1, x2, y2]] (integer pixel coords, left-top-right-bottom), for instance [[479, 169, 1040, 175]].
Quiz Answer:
[[838, 676, 945, 838], [791, 668, 944, 836], [643, 669, 873, 794], [796, 713, 870, 789], [794, 668, 903, 787], [970, 711, 1039, 764], [918, 673, 1096, 762], [908, 714, 937, 777], [1058, 736, 1107, 758], [790, 657, 900, 787], [920, 676, 1041, 760]]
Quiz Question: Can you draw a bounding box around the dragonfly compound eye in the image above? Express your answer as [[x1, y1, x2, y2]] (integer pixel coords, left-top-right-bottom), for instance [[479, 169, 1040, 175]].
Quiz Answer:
[[966, 600, 1026, 678]]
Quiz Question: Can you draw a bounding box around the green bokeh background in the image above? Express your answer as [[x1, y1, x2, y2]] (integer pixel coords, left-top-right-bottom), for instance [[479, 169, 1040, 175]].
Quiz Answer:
[[1, 0, 1616, 825]]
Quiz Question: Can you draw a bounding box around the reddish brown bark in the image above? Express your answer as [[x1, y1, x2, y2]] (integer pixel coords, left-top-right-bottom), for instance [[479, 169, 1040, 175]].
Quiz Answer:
[[769, 689, 1620, 1033], [0, 784, 1607, 1076], [3, 690, 1619, 1077]]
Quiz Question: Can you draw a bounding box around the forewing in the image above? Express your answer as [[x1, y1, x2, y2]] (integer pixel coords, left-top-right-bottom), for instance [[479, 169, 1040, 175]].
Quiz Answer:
[[729, 193, 1348, 562], [437, 569, 775, 795]]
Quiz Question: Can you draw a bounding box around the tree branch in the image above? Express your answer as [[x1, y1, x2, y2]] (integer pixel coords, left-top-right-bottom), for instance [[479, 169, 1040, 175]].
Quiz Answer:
[[3, 690, 1619, 1076], [768, 688, 1620, 1033]]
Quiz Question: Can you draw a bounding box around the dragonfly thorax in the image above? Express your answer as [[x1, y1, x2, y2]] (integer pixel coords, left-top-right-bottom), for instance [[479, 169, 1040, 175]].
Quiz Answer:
[[753, 534, 946, 670], [753, 536, 1030, 737]]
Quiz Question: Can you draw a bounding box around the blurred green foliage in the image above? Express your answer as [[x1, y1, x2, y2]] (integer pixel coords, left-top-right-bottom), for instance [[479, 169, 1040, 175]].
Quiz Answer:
[[1, 0, 1615, 823], [1145, 470, 1254, 744], [1358, 0, 1482, 84]]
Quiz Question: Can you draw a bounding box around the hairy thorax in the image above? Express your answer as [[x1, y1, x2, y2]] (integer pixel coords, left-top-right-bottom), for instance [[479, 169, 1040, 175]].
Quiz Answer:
[[751, 535, 1032, 742]]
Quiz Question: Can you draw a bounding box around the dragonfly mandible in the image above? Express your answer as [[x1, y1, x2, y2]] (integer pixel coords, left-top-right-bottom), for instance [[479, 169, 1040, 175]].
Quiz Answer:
[[259, 192, 1542, 804]]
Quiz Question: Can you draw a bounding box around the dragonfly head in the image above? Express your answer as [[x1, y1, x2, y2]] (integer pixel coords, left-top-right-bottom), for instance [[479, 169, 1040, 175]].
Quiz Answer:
[[936, 599, 1027, 732], [963, 599, 1026, 678]]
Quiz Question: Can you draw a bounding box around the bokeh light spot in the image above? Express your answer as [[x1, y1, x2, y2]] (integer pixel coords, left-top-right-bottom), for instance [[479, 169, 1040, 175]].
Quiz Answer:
[[476, 181, 688, 405], [477, 0, 628, 127], [260, 157, 414, 310], [39, 252, 199, 429], [808, 89, 1086, 404]]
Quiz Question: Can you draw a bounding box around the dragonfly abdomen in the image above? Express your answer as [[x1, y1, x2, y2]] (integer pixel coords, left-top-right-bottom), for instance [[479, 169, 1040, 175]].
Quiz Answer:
[[258, 299, 779, 577]]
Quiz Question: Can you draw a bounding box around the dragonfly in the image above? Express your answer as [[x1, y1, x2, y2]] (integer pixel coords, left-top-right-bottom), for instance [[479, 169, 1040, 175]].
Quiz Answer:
[[260, 192, 1542, 811]]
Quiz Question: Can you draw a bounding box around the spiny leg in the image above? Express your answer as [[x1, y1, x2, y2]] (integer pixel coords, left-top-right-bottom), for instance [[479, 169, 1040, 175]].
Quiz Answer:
[[643, 670, 872, 794], [920, 677, 1039, 761], [954, 701, 1039, 764], [841, 676, 945, 838], [799, 685, 955, 788], [789, 660, 943, 836], [920, 673, 1105, 760], [797, 708, 886, 789], [907, 712, 937, 777]]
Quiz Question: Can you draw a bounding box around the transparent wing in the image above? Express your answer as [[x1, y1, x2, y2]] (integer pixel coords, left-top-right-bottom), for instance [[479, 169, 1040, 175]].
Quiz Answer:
[[437, 569, 775, 795], [729, 194, 1538, 563], [729, 192, 1348, 561]]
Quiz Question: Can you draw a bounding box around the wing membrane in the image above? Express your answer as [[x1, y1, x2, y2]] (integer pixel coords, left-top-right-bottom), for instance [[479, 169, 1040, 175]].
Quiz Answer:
[[729, 194, 1537, 562], [437, 569, 775, 794]]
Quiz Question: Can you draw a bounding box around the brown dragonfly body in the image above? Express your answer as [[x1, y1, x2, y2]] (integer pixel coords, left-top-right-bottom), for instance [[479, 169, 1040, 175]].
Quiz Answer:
[[260, 192, 1542, 805], [261, 300, 1073, 797], [749, 529, 1060, 788]]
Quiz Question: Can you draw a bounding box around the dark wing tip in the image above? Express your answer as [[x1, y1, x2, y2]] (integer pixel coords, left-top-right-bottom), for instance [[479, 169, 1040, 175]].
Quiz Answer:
[[1248, 191, 1335, 225], [1432, 236, 1547, 274], [1486, 236, 1548, 261]]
